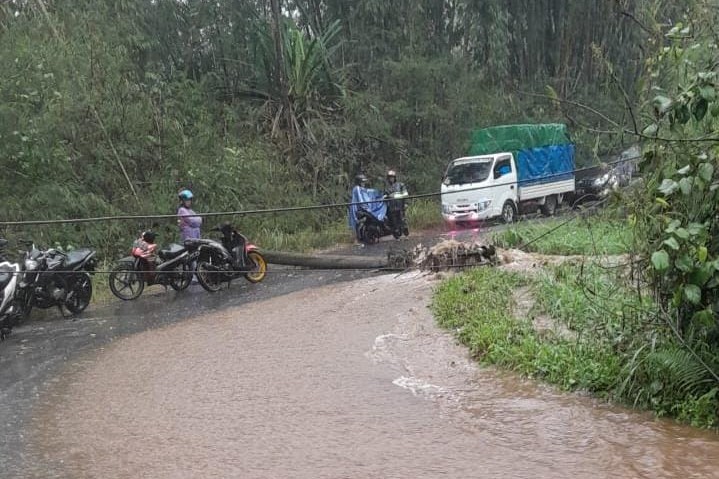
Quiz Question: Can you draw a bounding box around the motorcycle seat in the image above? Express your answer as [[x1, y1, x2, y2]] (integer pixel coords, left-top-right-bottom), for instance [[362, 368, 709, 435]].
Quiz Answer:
[[159, 243, 186, 260], [64, 249, 96, 269]]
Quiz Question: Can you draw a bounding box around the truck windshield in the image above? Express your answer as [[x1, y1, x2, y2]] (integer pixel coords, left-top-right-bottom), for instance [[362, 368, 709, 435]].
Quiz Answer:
[[445, 161, 492, 186]]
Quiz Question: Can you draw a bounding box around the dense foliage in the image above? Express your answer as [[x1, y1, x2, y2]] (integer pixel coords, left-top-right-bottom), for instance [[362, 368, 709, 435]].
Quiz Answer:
[[625, 0, 719, 421], [0, 0, 650, 253]]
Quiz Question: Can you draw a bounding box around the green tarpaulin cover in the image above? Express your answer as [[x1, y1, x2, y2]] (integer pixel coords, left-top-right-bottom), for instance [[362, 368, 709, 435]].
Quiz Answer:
[[468, 124, 571, 156]]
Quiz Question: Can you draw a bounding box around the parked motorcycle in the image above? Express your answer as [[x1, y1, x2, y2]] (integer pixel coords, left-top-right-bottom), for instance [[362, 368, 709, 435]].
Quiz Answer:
[[356, 192, 409, 244], [0, 239, 25, 339], [21, 243, 97, 316], [187, 223, 267, 293], [108, 231, 195, 300]]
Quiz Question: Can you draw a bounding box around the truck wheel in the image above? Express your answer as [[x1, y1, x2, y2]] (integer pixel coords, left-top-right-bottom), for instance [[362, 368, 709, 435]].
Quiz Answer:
[[540, 195, 557, 217], [501, 201, 517, 224]]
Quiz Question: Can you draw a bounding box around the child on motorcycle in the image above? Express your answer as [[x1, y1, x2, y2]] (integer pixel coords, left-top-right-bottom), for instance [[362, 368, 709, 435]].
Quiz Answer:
[[132, 231, 159, 268]]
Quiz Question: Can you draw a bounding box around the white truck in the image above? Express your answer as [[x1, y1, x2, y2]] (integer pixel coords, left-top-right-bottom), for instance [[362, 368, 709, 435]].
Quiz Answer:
[[441, 124, 576, 225]]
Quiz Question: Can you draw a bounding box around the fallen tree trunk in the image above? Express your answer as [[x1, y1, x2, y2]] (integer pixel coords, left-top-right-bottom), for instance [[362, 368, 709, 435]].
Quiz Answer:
[[263, 250, 391, 270]]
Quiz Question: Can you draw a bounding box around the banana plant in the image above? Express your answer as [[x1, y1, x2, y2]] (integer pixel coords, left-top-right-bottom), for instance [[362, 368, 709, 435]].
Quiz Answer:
[[254, 17, 345, 144]]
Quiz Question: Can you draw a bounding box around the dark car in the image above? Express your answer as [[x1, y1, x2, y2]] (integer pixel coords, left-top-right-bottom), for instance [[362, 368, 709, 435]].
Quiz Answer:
[[573, 147, 639, 204]]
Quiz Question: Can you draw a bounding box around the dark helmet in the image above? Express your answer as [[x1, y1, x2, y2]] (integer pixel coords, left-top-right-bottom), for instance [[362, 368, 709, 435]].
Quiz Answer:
[[178, 189, 193, 201], [141, 230, 157, 244], [355, 174, 368, 186]]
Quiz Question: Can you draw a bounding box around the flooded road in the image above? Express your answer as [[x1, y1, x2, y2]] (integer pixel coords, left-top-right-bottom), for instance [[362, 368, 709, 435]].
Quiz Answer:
[[23, 273, 719, 478], [0, 267, 372, 477]]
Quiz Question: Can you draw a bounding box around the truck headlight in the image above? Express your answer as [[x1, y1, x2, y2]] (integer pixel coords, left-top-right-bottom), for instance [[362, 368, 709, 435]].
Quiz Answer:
[[477, 200, 492, 211], [442, 204, 451, 214]]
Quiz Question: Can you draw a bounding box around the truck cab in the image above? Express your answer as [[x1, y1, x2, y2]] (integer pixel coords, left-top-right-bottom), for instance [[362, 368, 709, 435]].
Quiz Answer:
[[441, 153, 518, 226], [442, 123, 576, 226]]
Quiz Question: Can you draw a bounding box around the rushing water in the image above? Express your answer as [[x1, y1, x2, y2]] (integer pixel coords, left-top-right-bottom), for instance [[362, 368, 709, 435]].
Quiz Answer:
[[26, 274, 719, 479]]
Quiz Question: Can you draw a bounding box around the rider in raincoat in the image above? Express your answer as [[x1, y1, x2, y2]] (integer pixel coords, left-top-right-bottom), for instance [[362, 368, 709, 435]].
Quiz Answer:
[[348, 174, 386, 241]]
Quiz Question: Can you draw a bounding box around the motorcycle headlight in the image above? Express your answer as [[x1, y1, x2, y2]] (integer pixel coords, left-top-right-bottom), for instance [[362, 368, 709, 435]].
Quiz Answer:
[[594, 173, 610, 187], [24, 259, 38, 271]]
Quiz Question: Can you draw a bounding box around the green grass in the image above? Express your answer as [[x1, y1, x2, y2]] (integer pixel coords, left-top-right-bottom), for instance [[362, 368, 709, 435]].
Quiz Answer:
[[493, 217, 632, 255], [432, 267, 622, 392], [90, 259, 120, 307], [406, 198, 443, 231], [255, 221, 350, 253], [432, 264, 719, 428]]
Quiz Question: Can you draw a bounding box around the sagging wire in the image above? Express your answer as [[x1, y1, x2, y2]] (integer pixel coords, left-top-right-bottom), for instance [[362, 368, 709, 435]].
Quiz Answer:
[[0, 197, 612, 277], [0, 156, 640, 227]]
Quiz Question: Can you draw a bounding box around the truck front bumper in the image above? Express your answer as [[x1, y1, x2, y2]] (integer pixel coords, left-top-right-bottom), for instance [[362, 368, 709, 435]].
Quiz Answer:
[[442, 209, 492, 226]]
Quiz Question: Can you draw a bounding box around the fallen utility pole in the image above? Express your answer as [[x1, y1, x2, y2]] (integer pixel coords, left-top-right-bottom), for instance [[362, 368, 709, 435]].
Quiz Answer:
[[263, 250, 392, 270]]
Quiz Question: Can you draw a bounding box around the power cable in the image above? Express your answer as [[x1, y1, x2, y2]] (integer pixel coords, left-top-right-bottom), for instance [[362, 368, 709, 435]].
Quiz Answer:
[[0, 156, 639, 227]]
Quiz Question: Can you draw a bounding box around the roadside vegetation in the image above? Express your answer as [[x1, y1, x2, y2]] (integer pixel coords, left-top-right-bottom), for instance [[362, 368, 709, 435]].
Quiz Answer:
[[0, 1, 646, 258], [433, 264, 718, 428], [492, 215, 632, 256]]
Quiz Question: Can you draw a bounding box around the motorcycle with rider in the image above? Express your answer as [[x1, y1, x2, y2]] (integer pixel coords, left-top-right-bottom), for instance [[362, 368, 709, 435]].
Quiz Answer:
[[384, 169, 409, 238], [349, 170, 410, 244]]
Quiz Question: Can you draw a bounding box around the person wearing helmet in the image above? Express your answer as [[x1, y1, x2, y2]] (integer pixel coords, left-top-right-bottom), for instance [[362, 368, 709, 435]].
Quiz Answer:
[[177, 189, 203, 242], [384, 169, 409, 237]]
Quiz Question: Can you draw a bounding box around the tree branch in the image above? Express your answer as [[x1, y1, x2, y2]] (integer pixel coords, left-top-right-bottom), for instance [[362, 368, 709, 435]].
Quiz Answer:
[[516, 89, 719, 144], [613, 0, 653, 35]]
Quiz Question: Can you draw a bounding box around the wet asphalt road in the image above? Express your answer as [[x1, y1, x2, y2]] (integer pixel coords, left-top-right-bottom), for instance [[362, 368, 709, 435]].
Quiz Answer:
[[0, 267, 376, 475], [0, 219, 515, 474]]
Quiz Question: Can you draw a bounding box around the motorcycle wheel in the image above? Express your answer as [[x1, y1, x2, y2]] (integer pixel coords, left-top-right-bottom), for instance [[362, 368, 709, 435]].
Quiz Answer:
[[244, 251, 267, 283], [196, 258, 224, 293], [366, 227, 380, 245], [109, 262, 144, 300], [65, 273, 93, 314], [169, 262, 193, 291]]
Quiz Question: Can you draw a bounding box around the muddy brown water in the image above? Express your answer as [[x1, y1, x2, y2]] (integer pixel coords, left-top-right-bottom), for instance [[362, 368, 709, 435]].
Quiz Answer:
[[24, 273, 719, 479]]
